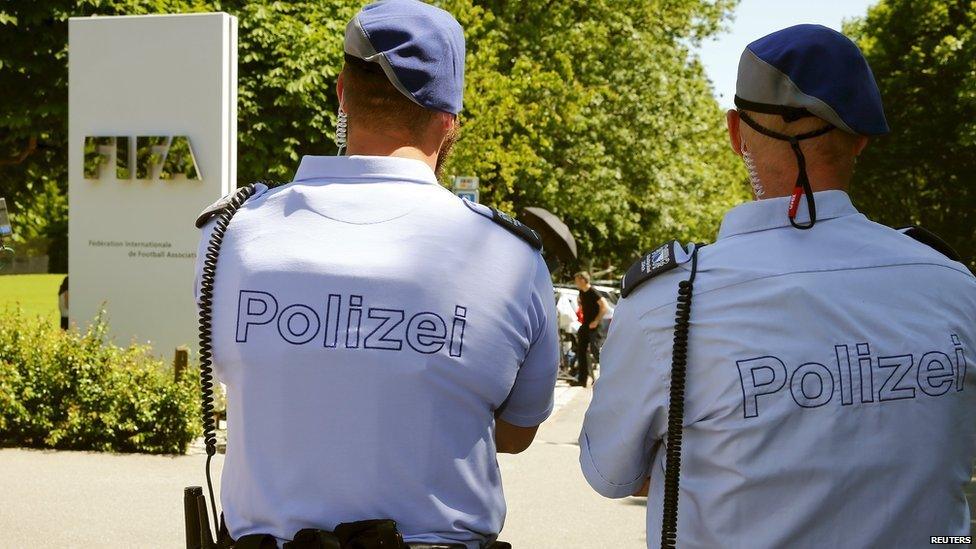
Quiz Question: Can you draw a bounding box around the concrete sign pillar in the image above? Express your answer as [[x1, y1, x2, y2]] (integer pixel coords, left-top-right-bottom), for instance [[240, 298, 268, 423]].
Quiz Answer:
[[68, 13, 237, 354]]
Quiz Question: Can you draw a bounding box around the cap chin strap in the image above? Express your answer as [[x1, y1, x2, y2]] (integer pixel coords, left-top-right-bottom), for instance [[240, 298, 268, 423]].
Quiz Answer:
[[738, 111, 834, 230]]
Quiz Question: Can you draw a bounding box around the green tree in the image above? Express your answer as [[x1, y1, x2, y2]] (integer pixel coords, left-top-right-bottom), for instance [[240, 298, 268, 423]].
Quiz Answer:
[[7, 180, 68, 272], [1, 0, 746, 275], [0, 0, 214, 267], [845, 0, 976, 269], [443, 0, 747, 273], [0, 0, 353, 263], [227, 0, 357, 181]]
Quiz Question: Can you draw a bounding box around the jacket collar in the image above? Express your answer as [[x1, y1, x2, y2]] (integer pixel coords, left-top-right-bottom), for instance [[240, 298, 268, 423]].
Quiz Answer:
[[718, 190, 860, 240], [293, 155, 438, 185]]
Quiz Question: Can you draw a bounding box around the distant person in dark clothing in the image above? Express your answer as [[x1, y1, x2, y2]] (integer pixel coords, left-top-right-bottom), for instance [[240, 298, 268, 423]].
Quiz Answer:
[[58, 276, 68, 330], [573, 271, 608, 387]]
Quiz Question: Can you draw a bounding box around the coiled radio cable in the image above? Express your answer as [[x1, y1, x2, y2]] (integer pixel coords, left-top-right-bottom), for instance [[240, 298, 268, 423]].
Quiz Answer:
[[196, 182, 278, 538], [661, 245, 702, 548]]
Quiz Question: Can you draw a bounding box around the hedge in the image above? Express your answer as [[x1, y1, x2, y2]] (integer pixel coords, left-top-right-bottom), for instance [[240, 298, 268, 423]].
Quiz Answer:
[[0, 308, 201, 454]]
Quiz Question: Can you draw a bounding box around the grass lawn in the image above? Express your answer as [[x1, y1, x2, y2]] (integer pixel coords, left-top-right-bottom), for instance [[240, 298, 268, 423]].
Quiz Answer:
[[0, 274, 65, 325]]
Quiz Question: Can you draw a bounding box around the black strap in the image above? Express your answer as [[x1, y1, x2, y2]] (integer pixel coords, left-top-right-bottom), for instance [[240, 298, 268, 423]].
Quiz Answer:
[[899, 226, 961, 261], [734, 95, 813, 123], [283, 529, 341, 549], [196, 191, 239, 229], [461, 199, 542, 251], [334, 519, 404, 548], [738, 111, 834, 230], [225, 527, 501, 549], [196, 180, 281, 229], [234, 534, 280, 549], [620, 241, 682, 298], [489, 208, 543, 251]]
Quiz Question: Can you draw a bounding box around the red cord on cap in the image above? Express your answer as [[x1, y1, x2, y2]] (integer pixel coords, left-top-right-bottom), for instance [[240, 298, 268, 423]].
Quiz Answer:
[[788, 185, 804, 219]]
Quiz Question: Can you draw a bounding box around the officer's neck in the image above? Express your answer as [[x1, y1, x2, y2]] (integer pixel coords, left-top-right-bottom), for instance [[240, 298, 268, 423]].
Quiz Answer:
[[346, 132, 439, 173], [753, 162, 852, 200]]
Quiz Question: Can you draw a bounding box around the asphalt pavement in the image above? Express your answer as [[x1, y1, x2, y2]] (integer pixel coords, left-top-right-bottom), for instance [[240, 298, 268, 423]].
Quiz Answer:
[[497, 383, 648, 547], [5, 384, 971, 548], [0, 383, 648, 548]]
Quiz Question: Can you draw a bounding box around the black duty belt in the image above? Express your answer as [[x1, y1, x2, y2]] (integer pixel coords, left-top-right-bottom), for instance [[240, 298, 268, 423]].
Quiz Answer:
[[410, 544, 510, 549], [218, 517, 509, 549], [226, 537, 505, 549]]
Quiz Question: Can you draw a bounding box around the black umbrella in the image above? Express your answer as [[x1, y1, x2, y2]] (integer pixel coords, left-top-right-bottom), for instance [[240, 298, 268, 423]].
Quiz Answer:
[[522, 207, 577, 268]]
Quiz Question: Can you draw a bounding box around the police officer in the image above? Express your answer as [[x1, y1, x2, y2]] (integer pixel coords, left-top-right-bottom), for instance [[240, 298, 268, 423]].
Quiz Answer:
[[579, 25, 976, 548], [193, 1, 558, 547]]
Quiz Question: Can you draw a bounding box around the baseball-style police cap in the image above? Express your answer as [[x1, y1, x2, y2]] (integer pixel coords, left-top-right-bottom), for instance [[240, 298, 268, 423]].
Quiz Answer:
[[344, 0, 465, 115], [734, 24, 889, 136]]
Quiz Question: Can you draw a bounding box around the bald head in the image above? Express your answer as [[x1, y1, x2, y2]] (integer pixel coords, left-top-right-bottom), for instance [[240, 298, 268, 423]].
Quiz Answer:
[[726, 109, 869, 200]]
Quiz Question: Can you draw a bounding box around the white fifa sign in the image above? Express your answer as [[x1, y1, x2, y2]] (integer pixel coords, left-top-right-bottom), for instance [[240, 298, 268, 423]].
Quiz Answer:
[[69, 13, 237, 354]]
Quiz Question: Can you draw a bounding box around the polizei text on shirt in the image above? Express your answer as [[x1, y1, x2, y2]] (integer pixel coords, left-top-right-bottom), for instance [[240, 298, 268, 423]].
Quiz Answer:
[[737, 335, 967, 418], [235, 290, 467, 357]]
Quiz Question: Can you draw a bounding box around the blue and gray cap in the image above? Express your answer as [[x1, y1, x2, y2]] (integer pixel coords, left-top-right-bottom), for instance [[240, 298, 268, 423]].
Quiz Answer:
[[735, 24, 888, 136], [344, 0, 465, 115], [734, 25, 888, 230]]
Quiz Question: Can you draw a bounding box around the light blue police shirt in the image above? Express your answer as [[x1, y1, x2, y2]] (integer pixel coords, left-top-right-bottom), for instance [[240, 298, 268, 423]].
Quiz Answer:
[[580, 190, 976, 548], [194, 156, 558, 547]]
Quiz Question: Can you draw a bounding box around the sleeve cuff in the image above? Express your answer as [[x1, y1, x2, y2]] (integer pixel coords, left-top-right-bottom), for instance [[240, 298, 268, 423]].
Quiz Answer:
[[498, 400, 554, 428], [579, 430, 646, 499]]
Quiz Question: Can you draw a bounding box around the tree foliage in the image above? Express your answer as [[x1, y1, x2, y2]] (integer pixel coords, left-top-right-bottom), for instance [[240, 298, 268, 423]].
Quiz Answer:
[[442, 0, 747, 272], [231, 0, 357, 181], [0, 0, 746, 276], [845, 0, 976, 269], [0, 0, 214, 270]]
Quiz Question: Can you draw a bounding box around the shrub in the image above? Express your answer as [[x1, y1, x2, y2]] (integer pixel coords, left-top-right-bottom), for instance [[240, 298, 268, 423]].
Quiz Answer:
[[0, 307, 201, 454]]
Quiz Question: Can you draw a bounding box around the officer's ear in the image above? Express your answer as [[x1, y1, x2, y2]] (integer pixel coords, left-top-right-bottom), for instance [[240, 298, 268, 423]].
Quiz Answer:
[[853, 135, 869, 157], [726, 109, 744, 157], [433, 112, 459, 148], [438, 112, 458, 134]]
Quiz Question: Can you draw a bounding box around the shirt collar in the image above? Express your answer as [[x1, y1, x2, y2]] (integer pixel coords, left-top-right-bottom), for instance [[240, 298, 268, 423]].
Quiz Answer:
[[293, 155, 439, 185], [718, 190, 860, 240]]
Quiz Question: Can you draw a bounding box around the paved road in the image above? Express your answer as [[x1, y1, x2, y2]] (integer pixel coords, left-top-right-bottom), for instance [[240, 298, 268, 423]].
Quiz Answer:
[[0, 384, 647, 548], [497, 385, 648, 548], [3, 385, 972, 548]]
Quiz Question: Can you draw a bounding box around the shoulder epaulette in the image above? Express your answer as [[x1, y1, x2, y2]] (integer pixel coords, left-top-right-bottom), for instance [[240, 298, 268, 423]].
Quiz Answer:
[[463, 199, 542, 252], [195, 182, 273, 229], [621, 240, 694, 298], [195, 191, 237, 228], [898, 226, 961, 261]]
